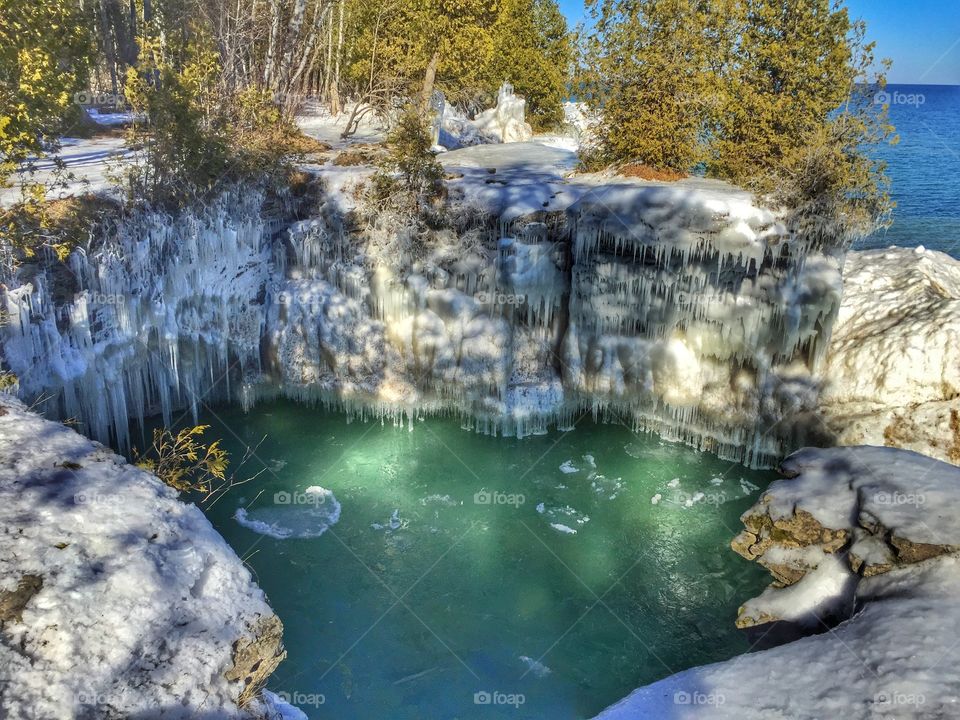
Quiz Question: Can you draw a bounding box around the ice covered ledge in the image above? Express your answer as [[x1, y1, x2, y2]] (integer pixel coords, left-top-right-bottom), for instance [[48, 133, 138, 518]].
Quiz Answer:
[[0, 397, 299, 720], [595, 446, 960, 719], [820, 246, 960, 464]]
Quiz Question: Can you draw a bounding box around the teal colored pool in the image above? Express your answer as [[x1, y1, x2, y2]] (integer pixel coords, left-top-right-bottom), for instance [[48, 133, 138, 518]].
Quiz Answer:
[[170, 402, 773, 718]]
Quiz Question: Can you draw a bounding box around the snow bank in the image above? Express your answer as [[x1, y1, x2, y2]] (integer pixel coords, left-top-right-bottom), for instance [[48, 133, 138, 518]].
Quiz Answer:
[[596, 445, 960, 719], [820, 246, 960, 464], [0, 396, 295, 719]]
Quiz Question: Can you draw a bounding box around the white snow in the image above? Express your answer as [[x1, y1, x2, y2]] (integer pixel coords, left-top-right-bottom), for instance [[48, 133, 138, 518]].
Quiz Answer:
[[821, 246, 960, 463], [0, 396, 292, 719]]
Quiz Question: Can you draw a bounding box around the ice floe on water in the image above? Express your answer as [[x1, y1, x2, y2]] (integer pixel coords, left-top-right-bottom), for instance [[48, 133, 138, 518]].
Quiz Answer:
[[537, 502, 590, 532], [372, 508, 408, 531], [519, 655, 552, 678], [420, 494, 458, 507], [740, 478, 760, 496], [588, 472, 624, 500], [234, 486, 341, 539], [559, 460, 579, 474]]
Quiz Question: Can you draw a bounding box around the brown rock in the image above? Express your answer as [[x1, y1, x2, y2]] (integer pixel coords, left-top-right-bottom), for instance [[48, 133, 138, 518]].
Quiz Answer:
[[225, 614, 287, 707], [0, 574, 42, 624]]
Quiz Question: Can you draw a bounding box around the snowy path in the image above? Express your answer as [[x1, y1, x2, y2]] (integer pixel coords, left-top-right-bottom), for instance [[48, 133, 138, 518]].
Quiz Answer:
[[0, 136, 131, 206]]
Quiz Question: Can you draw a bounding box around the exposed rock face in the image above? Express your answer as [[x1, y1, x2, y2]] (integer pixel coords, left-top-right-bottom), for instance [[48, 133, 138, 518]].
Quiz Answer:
[[594, 445, 960, 720], [0, 171, 843, 469], [731, 445, 960, 628], [0, 397, 289, 719], [821, 247, 960, 464], [226, 615, 288, 707]]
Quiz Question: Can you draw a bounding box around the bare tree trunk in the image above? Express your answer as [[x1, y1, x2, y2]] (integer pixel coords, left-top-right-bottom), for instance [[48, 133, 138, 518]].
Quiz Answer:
[[330, 0, 345, 114], [322, 2, 334, 103], [420, 50, 439, 111], [263, 0, 283, 87], [97, 0, 119, 96]]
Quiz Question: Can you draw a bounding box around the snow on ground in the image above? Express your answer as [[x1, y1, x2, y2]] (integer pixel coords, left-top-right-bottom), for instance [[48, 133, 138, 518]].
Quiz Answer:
[[595, 445, 960, 719], [0, 137, 132, 207], [820, 246, 960, 464], [0, 396, 297, 719]]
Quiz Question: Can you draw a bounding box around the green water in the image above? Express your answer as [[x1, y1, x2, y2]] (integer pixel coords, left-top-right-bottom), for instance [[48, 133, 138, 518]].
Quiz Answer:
[[175, 402, 773, 719]]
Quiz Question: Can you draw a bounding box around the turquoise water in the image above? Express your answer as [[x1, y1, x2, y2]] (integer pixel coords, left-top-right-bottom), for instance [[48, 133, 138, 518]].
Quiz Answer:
[[170, 402, 774, 719], [856, 84, 960, 257]]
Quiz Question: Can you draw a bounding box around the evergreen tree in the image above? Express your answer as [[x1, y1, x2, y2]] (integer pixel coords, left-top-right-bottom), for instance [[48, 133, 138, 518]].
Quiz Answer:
[[490, 0, 571, 130], [582, 0, 729, 171]]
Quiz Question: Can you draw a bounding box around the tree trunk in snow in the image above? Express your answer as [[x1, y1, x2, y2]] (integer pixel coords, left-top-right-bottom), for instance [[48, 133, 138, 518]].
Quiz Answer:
[[421, 51, 440, 111]]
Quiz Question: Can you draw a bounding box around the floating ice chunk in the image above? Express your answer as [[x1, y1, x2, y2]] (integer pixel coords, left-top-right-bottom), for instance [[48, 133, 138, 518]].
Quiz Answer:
[[559, 460, 579, 474], [651, 493, 662, 505], [667, 478, 681, 488], [740, 479, 760, 496], [234, 487, 341, 539], [582, 454, 596, 468], [519, 655, 552, 678], [710, 476, 724, 486], [420, 494, 457, 507], [536, 502, 545, 514], [550, 523, 577, 535]]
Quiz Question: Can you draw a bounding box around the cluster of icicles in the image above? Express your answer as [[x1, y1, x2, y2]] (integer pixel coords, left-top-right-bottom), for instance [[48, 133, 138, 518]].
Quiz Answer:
[[0, 181, 844, 467]]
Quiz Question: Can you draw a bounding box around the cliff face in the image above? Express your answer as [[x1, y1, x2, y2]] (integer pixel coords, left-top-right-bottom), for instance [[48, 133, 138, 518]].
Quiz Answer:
[[0, 172, 843, 467], [0, 397, 288, 719]]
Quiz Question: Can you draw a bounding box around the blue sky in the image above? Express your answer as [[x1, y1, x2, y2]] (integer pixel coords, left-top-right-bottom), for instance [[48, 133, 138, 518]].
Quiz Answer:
[[559, 0, 960, 85]]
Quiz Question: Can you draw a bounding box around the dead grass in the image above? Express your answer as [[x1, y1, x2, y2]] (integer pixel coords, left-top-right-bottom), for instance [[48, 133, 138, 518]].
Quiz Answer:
[[333, 144, 385, 167], [617, 163, 686, 182]]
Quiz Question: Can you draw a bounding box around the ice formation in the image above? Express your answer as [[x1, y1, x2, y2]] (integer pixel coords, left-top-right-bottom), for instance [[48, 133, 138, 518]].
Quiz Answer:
[[471, 83, 534, 144], [0, 150, 846, 467], [0, 396, 293, 719]]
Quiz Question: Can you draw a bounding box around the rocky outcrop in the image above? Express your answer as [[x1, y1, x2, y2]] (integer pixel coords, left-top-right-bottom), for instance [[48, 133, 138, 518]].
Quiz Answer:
[[594, 445, 960, 719], [821, 247, 960, 464], [731, 445, 960, 628], [0, 396, 293, 719]]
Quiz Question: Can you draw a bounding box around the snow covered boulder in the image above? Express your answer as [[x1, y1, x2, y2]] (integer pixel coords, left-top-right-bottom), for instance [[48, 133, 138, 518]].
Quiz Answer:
[[732, 445, 960, 629], [595, 445, 960, 720], [821, 247, 960, 464], [0, 397, 294, 719]]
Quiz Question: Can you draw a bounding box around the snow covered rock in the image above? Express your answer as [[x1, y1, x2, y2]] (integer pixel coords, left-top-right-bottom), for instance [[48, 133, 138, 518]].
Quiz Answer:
[[595, 445, 960, 719], [732, 445, 960, 628], [821, 247, 960, 464], [0, 397, 293, 719]]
